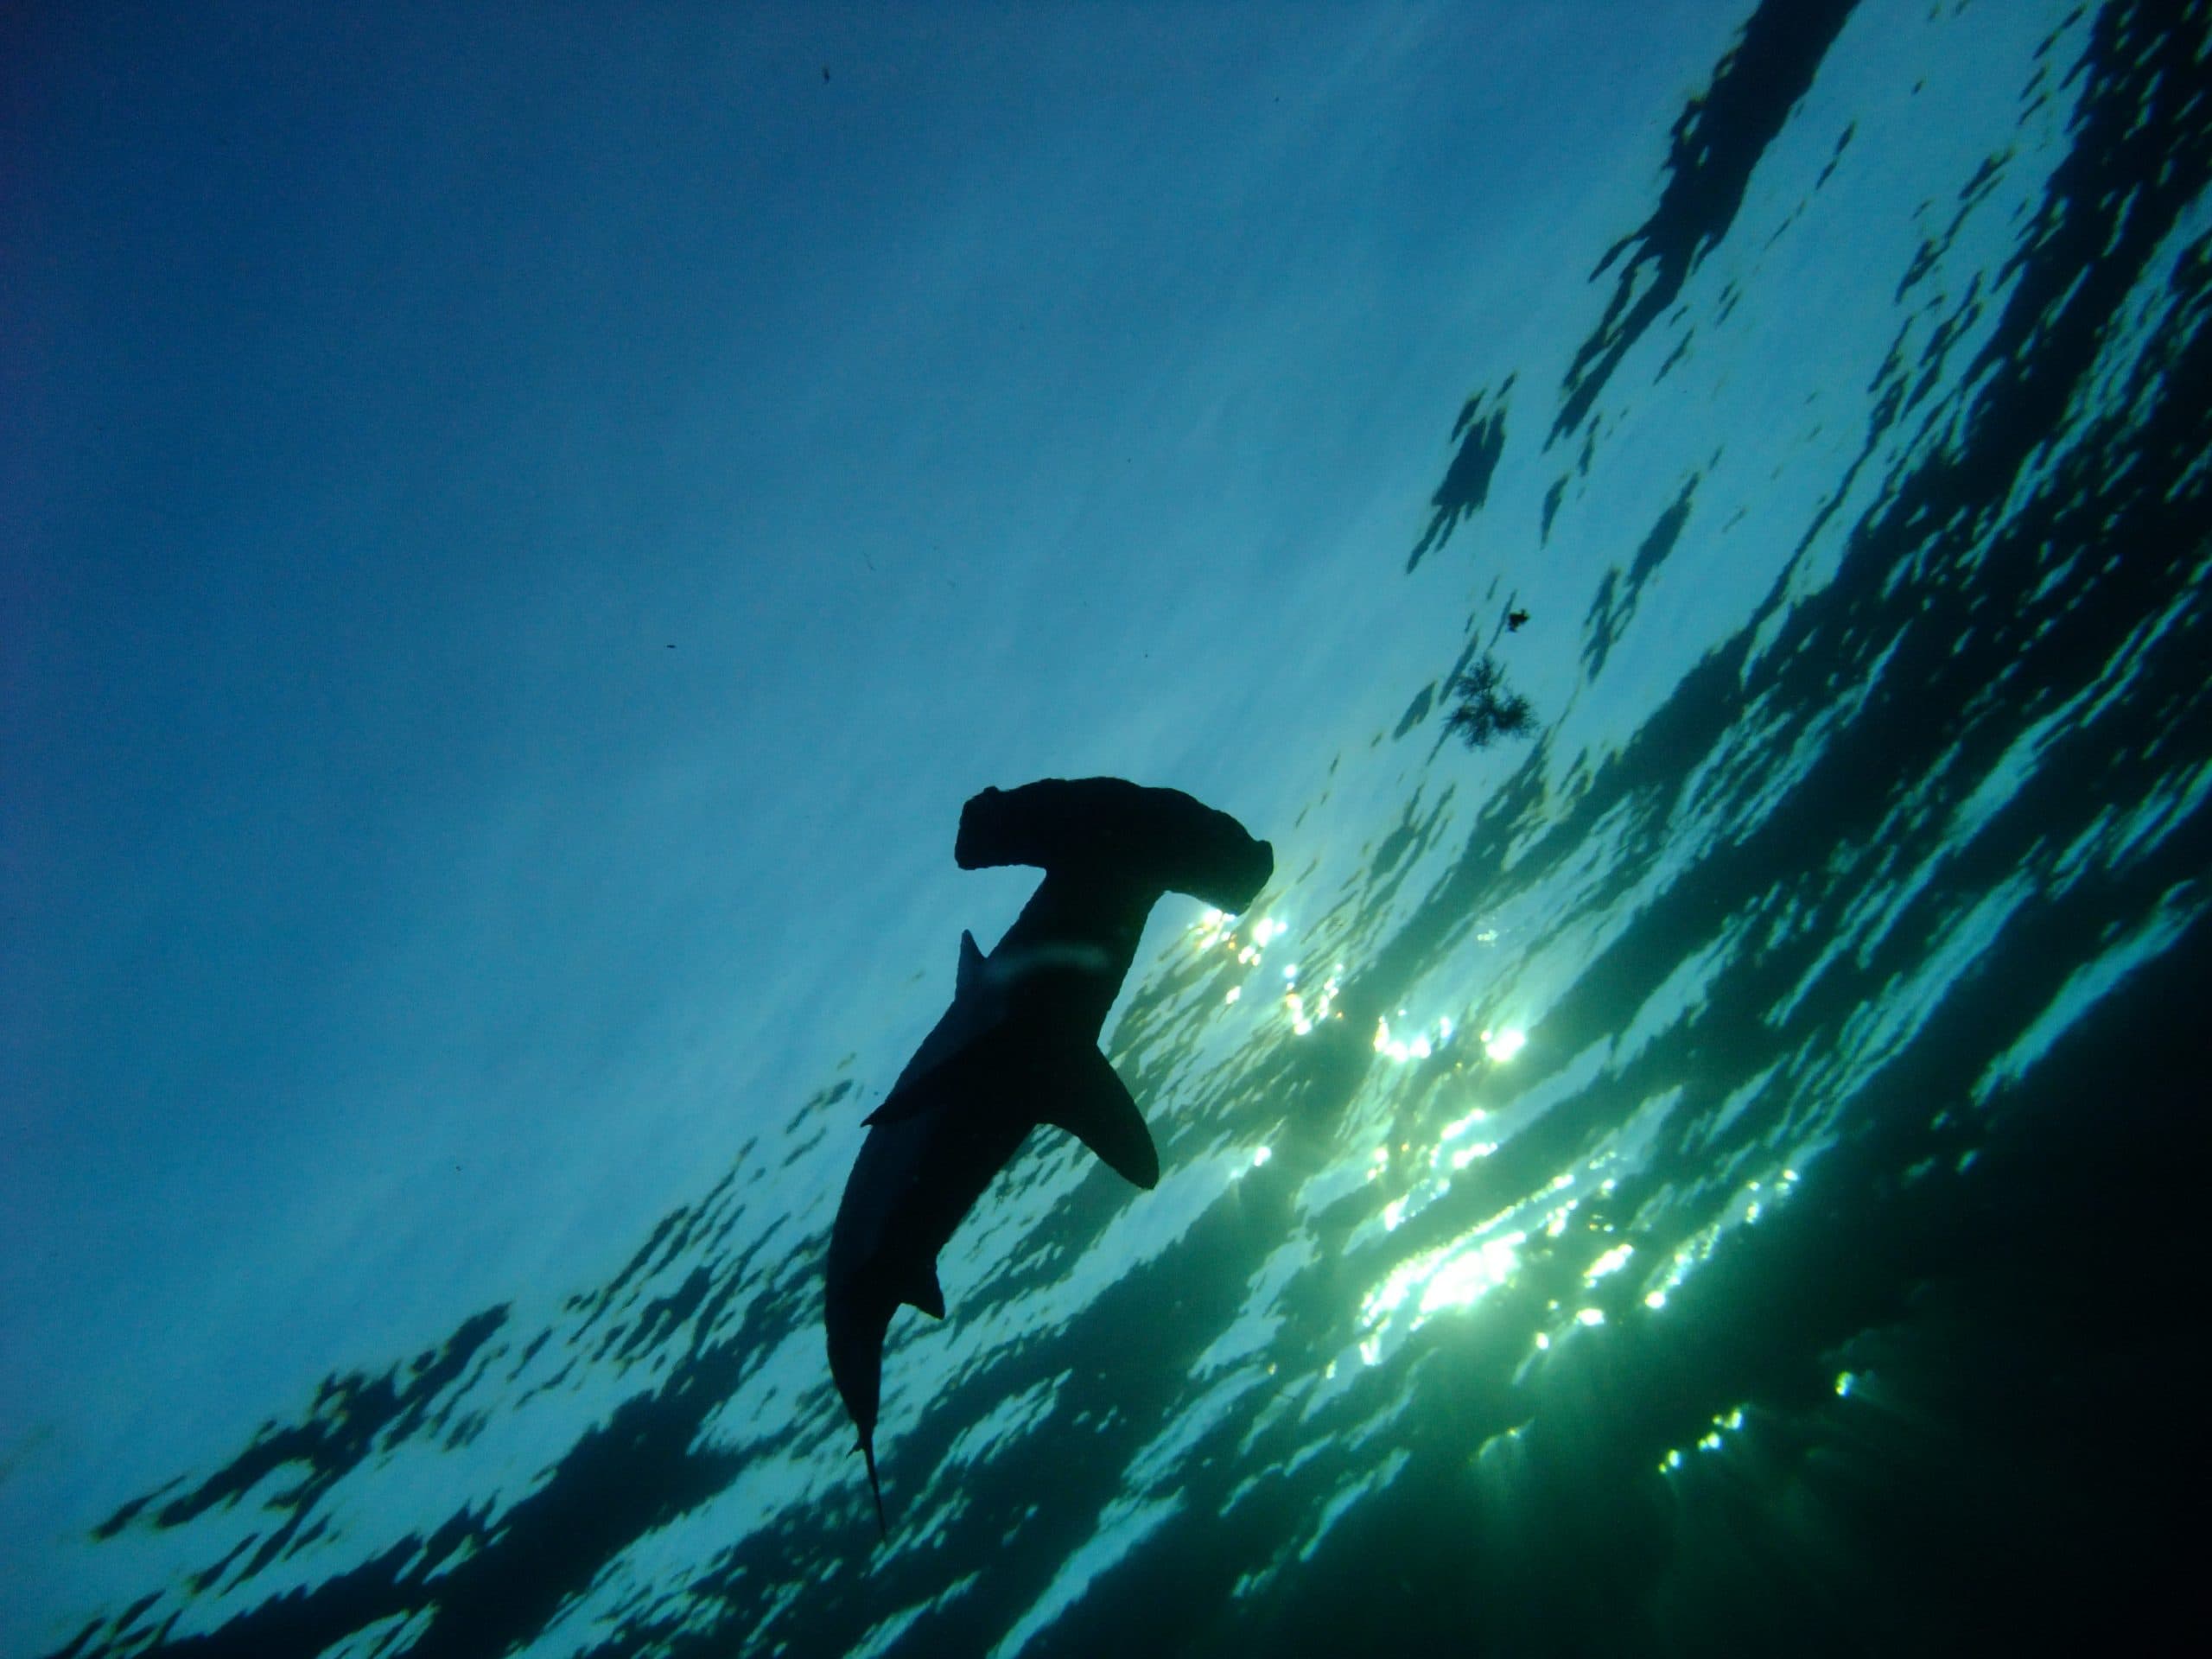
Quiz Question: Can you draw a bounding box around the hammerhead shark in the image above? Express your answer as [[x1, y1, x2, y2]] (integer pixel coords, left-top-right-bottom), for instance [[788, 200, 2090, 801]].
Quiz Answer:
[[824, 777, 1273, 1538]]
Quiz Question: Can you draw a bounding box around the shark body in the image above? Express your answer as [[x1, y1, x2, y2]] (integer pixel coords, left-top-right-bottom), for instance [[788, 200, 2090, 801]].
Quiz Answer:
[[823, 777, 1273, 1536]]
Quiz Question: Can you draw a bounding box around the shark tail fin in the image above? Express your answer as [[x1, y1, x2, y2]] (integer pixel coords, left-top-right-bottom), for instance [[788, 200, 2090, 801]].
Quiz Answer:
[[861, 1433, 888, 1542]]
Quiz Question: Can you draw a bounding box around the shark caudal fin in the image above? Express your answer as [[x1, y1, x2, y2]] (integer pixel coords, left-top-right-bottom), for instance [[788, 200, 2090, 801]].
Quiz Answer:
[[861, 1434, 888, 1542]]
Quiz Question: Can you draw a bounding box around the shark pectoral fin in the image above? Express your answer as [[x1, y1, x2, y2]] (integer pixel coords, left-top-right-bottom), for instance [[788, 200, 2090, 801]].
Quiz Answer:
[[904, 1263, 946, 1320], [1045, 1047, 1160, 1190]]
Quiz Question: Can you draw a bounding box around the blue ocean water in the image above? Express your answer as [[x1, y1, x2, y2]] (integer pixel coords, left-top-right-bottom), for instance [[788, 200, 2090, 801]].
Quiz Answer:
[[8, 1, 2209, 1655]]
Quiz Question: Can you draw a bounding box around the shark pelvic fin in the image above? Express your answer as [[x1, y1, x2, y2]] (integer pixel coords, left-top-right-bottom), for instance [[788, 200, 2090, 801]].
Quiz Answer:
[[903, 1262, 946, 1320], [1043, 1046, 1160, 1190]]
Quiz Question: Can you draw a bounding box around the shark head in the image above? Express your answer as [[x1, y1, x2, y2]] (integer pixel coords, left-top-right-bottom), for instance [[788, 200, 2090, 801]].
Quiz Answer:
[[957, 778, 1273, 914]]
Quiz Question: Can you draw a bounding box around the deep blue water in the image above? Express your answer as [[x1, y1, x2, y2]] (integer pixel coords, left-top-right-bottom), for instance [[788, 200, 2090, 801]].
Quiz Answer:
[[15, 1, 2212, 1655]]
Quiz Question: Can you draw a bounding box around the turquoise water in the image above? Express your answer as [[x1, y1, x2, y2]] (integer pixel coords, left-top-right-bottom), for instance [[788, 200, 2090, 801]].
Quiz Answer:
[[9, 2, 2209, 1655]]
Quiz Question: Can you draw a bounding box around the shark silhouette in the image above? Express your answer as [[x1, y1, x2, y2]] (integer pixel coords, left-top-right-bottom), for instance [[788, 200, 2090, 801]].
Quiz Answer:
[[824, 777, 1273, 1538]]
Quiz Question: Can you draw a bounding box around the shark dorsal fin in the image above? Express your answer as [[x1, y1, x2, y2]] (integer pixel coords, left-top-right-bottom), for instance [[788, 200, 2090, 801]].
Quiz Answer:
[[956, 930, 985, 995], [1043, 1047, 1160, 1190]]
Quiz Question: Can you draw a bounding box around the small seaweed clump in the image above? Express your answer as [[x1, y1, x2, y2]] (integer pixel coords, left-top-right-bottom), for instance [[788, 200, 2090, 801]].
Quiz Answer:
[[1444, 655, 1535, 750]]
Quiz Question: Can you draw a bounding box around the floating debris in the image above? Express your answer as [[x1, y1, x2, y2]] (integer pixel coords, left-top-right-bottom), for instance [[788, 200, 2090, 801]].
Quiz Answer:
[[1443, 653, 1535, 749]]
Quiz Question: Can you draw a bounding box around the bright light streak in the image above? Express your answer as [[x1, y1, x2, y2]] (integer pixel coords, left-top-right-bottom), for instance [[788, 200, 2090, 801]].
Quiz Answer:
[[1586, 1243, 1634, 1282], [1361, 1231, 1525, 1332], [1374, 1014, 1450, 1064]]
